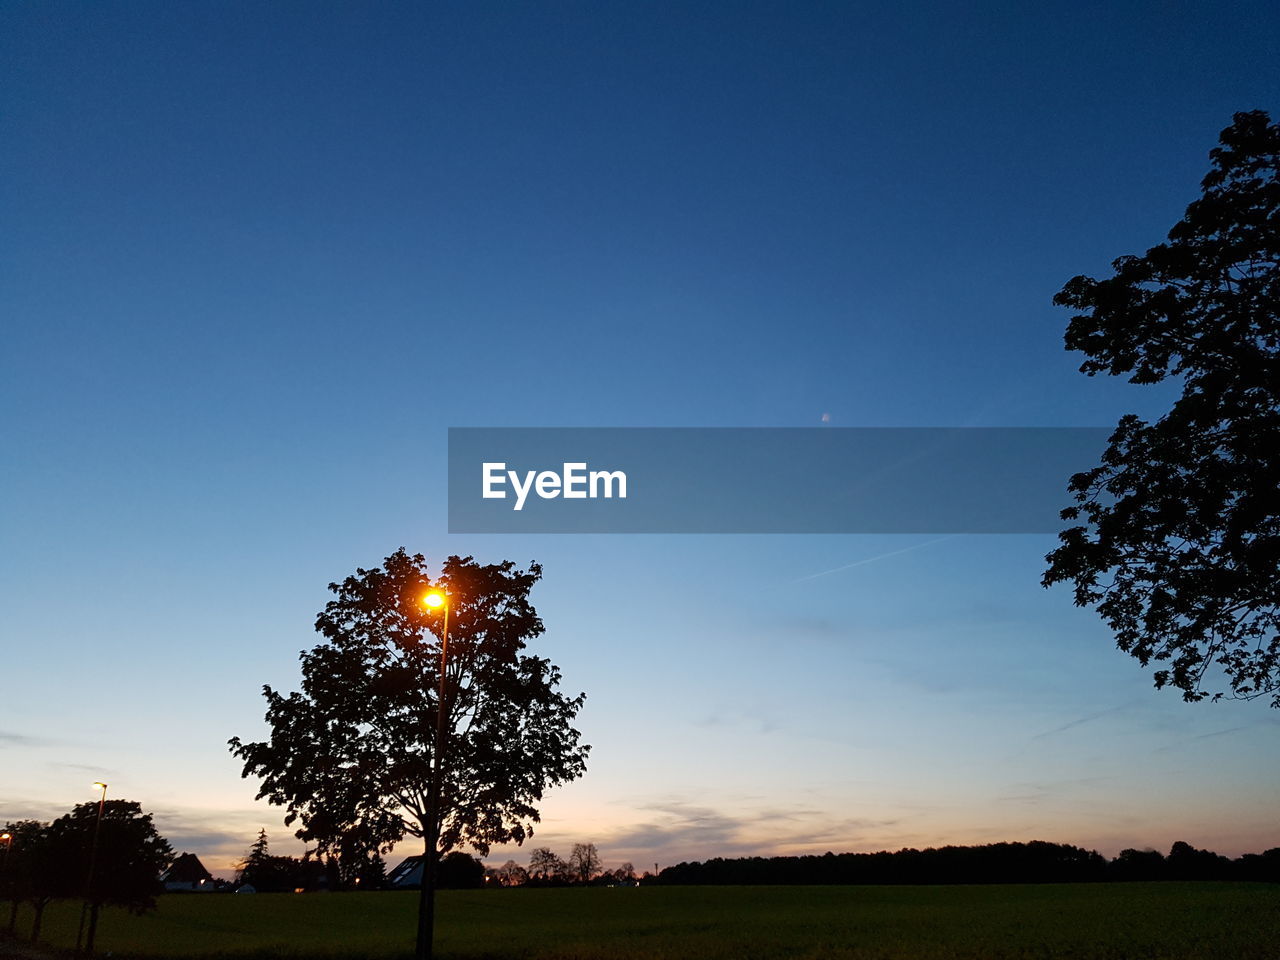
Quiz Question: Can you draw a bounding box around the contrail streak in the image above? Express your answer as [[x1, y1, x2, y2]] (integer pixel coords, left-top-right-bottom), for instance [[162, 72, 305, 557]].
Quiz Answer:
[[789, 536, 955, 584]]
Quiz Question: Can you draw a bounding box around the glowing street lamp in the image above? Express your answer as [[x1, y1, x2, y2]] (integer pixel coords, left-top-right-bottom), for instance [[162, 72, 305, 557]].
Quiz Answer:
[[0, 829, 11, 918], [416, 588, 450, 960]]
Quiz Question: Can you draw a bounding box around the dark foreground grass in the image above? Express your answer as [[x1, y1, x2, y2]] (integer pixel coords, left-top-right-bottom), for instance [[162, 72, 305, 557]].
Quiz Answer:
[[6, 883, 1279, 960]]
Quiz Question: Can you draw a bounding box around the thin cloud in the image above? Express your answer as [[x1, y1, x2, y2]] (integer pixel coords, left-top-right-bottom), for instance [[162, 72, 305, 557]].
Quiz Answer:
[[46, 762, 107, 774], [696, 706, 780, 735], [597, 799, 905, 865], [0, 731, 54, 747], [0, 799, 71, 823]]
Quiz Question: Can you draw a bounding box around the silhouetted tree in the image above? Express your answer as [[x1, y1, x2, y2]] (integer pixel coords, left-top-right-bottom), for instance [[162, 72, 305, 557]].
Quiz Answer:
[[230, 550, 589, 959], [236, 830, 287, 892], [1, 820, 59, 941], [47, 800, 171, 956], [493, 859, 528, 886], [236, 829, 271, 888], [234, 831, 320, 892], [437, 851, 485, 888], [354, 852, 388, 890], [1045, 110, 1280, 706], [569, 843, 601, 884], [2, 821, 29, 934], [528, 846, 565, 882], [331, 822, 388, 890], [1167, 840, 1230, 880], [297, 854, 329, 891], [527, 846, 554, 877], [1237, 847, 1280, 882], [324, 855, 342, 891], [1111, 848, 1167, 881]]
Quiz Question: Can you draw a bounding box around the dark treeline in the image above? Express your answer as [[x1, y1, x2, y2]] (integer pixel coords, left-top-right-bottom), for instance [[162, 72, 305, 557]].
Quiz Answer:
[[655, 841, 1280, 886], [235, 829, 387, 893]]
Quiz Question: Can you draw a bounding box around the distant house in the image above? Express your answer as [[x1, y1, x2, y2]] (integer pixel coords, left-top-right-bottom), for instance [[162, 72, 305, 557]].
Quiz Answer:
[[387, 855, 425, 889], [161, 853, 215, 892]]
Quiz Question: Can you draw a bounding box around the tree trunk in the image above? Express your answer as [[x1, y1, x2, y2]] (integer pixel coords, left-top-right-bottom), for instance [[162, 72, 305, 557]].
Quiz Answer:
[[414, 826, 441, 960], [6, 899, 18, 934], [29, 901, 45, 943], [84, 901, 101, 956]]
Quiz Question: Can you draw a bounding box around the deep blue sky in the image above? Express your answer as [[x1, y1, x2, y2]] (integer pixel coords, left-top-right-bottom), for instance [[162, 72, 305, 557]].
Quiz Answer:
[[3, 2, 1278, 875]]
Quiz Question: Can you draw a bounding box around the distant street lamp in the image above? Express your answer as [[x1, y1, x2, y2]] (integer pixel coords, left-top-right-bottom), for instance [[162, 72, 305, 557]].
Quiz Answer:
[[416, 588, 450, 960], [75, 781, 108, 954]]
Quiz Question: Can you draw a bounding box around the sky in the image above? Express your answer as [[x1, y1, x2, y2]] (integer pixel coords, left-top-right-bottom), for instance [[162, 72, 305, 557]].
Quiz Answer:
[[2, 2, 1278, 879]]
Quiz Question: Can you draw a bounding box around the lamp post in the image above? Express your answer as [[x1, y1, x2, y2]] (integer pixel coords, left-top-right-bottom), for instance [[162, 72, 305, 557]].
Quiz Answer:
[[75, 781, 108, 955], [416, 589, 450, 960], [2, 832, 14, 935]]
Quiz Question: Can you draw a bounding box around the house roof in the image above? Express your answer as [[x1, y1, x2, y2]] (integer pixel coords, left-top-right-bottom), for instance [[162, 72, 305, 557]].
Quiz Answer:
[[163, 852, 213, 883], [387, 856, 425, 886]]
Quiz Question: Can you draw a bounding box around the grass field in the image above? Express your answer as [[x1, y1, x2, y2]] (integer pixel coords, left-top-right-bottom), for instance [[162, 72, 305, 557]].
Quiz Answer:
[[5, 883, 1279, 960]]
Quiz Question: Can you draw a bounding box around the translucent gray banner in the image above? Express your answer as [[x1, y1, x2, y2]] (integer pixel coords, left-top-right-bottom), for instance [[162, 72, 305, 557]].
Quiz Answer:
[[447, 427, 1110, 534]]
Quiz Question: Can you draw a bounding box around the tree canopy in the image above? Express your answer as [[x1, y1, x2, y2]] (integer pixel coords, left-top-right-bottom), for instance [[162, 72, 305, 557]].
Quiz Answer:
[[228, 548, 589, 870], [44, 800, 172, 955], [46, 801, 172, 914], [1044, 110, 1280, 706]]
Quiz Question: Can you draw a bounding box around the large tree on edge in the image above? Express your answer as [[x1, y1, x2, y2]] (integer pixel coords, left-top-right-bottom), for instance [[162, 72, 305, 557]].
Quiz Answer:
[[229, 550, 589, 957], [1044, 110, 1280, 705]]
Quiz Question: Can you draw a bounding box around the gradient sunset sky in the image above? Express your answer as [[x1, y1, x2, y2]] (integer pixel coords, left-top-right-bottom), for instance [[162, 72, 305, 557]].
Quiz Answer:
[[3, 2, 1278, 878]]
